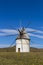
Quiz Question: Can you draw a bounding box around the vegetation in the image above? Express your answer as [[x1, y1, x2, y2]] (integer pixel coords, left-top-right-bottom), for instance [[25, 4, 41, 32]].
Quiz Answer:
[[0, 46, 43, 52], [0, 47, 43, 65], [0, 52, 43, 65]]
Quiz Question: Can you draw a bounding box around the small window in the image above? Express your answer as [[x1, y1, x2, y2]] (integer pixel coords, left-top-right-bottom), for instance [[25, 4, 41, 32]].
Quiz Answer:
[[18, 48, 20, 52]]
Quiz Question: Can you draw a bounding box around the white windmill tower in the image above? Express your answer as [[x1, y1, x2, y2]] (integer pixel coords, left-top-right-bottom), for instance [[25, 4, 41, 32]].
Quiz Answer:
[[16, 28, 30, 52]]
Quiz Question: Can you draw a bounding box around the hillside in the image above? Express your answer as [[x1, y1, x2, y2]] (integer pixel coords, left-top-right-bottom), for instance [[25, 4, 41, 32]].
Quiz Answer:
[[0, 46, 43, 52]]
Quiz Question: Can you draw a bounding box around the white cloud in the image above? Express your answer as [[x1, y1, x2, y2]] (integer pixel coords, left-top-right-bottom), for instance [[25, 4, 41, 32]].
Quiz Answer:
[[0, 33, 14, 36], [30, 44, 43, 46], [0, 29, 19, 36], [25, 28, 43, 39], [0, 29, 18, 34], [0, 28, 43, 39], [26, 28, 43, 34], [28, 33, 43, 39], [0, 44, 10, 48], [0, 44, 15, 48], [30, 44, 43, 48]]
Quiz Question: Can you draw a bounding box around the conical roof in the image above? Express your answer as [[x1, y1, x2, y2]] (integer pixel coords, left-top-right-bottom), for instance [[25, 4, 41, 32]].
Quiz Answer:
[[16, 30, 30, 40]]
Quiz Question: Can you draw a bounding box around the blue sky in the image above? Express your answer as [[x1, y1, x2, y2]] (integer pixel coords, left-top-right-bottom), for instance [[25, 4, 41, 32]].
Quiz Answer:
[[0, 0, 43, 48]]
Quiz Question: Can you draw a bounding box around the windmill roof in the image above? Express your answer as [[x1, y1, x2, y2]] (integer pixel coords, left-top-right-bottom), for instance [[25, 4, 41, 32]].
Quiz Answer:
[[16, 33, 30, 40]]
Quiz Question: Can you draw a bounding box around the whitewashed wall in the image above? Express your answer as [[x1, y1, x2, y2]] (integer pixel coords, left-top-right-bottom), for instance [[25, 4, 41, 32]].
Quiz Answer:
[[16, 39, 30, 52]]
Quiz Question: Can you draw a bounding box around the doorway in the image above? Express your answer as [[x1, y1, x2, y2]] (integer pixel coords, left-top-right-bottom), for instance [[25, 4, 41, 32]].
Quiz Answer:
[[18, 48, 20, 52]]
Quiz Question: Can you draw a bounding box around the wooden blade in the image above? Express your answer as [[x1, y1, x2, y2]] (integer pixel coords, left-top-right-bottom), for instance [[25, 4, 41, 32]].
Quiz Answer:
[[25, 21, 31, 28], [9, 39, 15, 47]]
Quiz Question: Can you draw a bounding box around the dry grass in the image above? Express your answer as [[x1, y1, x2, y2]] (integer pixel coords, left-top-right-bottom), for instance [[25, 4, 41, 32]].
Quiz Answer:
[[0, 52, 43, 65]]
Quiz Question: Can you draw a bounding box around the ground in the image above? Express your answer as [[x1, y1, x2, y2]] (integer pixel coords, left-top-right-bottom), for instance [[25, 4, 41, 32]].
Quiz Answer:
[[0, 52, 43, 65]]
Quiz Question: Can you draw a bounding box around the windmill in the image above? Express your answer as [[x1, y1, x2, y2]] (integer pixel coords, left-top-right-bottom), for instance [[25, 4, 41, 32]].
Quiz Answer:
[[16, 28, 30, 52], [0, 21, 43, 52]]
